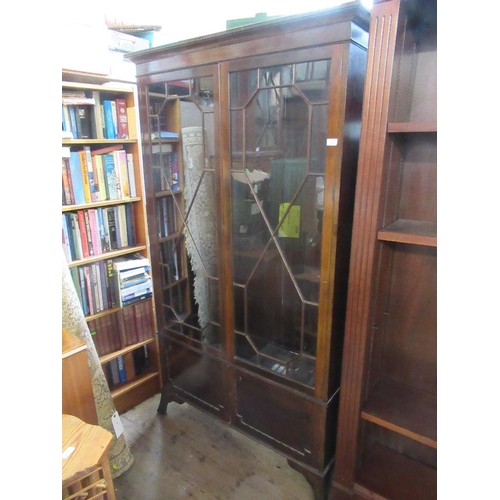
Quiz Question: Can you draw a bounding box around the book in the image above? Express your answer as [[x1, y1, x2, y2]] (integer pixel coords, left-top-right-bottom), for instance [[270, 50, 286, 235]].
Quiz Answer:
[[92, 154, 107, 201], [77, 210, 90, 258], [103, 100, 116, 139], [96, 207, 108, 253], [84, 265, 94, 316], [61, 158, 73, 205], [115, 98, 130, 139], [125, 203, 136, 246], [68, 152, 85, 205], [62, 215, 71, 262], [111, 101, 119, 139], [106, 207, 118, 250], [121, 291, 153, 308], [126, 153, 137, 198], [83, 210, 94, 256], [151, 131, 179, 140], [83, 146, 97, 202], [109, 359, 120, 385], [171, 152, 180, 191], [77, 106, 91, 139], [79, 150, 92, 203], [115, 149, 130, 198], [70, 213, 83, 260], [78, 266, 90, 316], [88, 209, 101, 255], [113, 253, 150, 272], [90, 90, 104, 139], [117, 355, 127, 383], [103, 153, 118, 200], [68, 105, 79, 138], [117, 205, 128, 248]]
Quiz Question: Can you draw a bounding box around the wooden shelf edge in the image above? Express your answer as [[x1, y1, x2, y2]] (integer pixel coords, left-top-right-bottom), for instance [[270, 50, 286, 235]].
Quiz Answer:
[[62, 138, 138, 145], [361, 379, 437, 448], [387, 122, 437, 133], [100, 337, 157, 365], [355, 443, 436, 500], [378, 219, 437, 247], [110, 371, 160, 399], [67, 245, 147, 268], [62, 197, 142, 212]]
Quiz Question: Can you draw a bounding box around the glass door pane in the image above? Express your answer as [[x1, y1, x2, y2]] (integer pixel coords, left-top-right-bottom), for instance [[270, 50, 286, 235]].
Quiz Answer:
[[230, 59, 331, 387]]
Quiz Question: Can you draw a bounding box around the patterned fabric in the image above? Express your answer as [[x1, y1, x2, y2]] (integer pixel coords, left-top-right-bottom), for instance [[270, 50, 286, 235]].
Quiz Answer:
[[61, 250, 134, 478]]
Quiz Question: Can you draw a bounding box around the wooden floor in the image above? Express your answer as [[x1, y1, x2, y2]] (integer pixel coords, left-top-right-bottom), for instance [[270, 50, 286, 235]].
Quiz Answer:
[[113, 393, 315, 500]]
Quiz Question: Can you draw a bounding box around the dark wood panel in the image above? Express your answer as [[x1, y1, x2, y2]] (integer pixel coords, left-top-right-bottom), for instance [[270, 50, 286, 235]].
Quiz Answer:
[[361, 378, 436, 447], [355, 443, 436, 500]]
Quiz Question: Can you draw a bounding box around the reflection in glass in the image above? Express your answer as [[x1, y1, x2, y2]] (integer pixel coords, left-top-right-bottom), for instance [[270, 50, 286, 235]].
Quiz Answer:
[[230, 60, 330, 387], [147, 76, 221, 348]]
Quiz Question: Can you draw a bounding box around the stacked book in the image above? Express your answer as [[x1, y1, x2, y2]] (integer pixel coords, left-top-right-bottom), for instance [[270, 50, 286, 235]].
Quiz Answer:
[[113, 253, 153, 307]]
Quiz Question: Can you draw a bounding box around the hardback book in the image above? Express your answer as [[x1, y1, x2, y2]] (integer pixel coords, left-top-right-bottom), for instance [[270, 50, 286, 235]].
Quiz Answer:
[[88, 209, 102, 255], [83, 146, 97, 202], [92, 154, 107, 201], [83, 210, 94, 256], [77, 106, 91, 139], [111, 101, 119, 139], [112, 150, 125, 198], [103, 100, 116, 139], [68, 152, 85, 205], [78, 150, 92, 203], [62, 158, 73, 205], [62, 215, 72, 262], [121, 291, 153, 308], [109, 358, 120, 385], [77, 210, 90, 258], [115, 149, 130, 198], [90, 91, 104, 139], [103, 153, 118, 200], [78, 266, 90, 316], [117, 205, 128, 248], [117, 355, 127, 383], [106, 207, 118, 250], [106, 258, 118, 309], [115, 98, 129, 139], [125, 203, 136, 246], [126, 153, 137, 197], [70, 213, 83, 260]]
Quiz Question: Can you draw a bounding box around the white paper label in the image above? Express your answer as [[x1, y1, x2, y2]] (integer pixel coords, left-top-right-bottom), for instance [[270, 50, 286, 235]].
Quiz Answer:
[[327, 138, 338, 146], [111, 411, 124, 438], [62, 446, 75, 459]]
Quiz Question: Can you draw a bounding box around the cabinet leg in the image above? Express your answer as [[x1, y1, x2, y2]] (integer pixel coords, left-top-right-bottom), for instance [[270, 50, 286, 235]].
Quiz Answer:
[[287, 459, 331, 500], [157, 384, 174, 415]]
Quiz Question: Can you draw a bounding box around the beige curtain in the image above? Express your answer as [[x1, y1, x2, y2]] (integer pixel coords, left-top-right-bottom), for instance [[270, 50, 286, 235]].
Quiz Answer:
[[61, 250, 134, 478]]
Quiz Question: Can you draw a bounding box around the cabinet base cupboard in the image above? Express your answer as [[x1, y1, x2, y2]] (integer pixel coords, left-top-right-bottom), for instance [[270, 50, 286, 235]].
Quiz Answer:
[[128, 4, 369, 498]]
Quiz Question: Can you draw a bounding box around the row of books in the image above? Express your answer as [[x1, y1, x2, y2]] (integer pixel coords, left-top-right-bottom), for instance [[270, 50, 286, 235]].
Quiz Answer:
[[62, 91, 130, 140], [105, 345, 150, 388], [87, 300, 154, 357], [62, 145, 137, 206], [152, 151, 180, 192], [69, 253, 152, 316], [156, 196, 178, 239], [62, 204, 136, 262]]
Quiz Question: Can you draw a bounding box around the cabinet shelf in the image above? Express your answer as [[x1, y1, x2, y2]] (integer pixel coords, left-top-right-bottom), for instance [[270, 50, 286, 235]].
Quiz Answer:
[[377, 219, 437, 247], [62, 197, 141, 212], [361, 379, 437, 448], [109, 370, 160, 399], [387, 122, 437, 134], [66, 244, 147, 268], [99, 336, 157, 365], [63, 138, 137, 146], [355, 443, 436, 500]]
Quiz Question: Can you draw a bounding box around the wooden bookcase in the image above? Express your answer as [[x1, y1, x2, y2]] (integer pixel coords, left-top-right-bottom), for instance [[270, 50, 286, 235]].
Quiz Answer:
[[330, 1, 437, 499], [128, 4, 370, 499], [62, 71, 161, 414]]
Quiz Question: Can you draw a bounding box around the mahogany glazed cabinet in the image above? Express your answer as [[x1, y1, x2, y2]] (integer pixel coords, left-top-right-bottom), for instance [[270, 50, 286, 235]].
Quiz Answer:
[[330, 0, 437, 499], [128, 3, 369, 498]]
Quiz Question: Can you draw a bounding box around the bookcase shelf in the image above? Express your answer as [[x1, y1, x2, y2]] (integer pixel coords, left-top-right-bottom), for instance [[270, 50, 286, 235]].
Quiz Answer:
[[377, 219, 437, 247], [387, 122, 437, 133], [62, 73, 161, 414]]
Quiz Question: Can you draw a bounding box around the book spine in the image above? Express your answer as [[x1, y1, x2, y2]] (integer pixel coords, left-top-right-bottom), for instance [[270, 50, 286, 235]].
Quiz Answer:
[[125, 203, 136, 247], [88, 209, 102, 255], [117, 149, 130, 198], [126, 153, 137, 197], [84, 265, 94, 316], [117, 205, 128, 249], [76, 210, 89, 258], [68, 152, 85, 205], [104, 153, 118, 200], [96, 207, 109, 253], [62, 158, 72, 205], [62, 215, 72, 262], [79, 150, 92, 203], [106, 259, 118, 309], [107, 207, 118, 250], [112, 151, 123, 199], [93, 154, 107, 200], [111, 101, 119, 139], [70, 213, 83, 260], [78, 266, 90, 316], [115, 98, 129, 139], [117, 355, 126, 383], [77, 106, 91, 139], [83, 210, 94, 256], [103, 100, 116, 139]]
